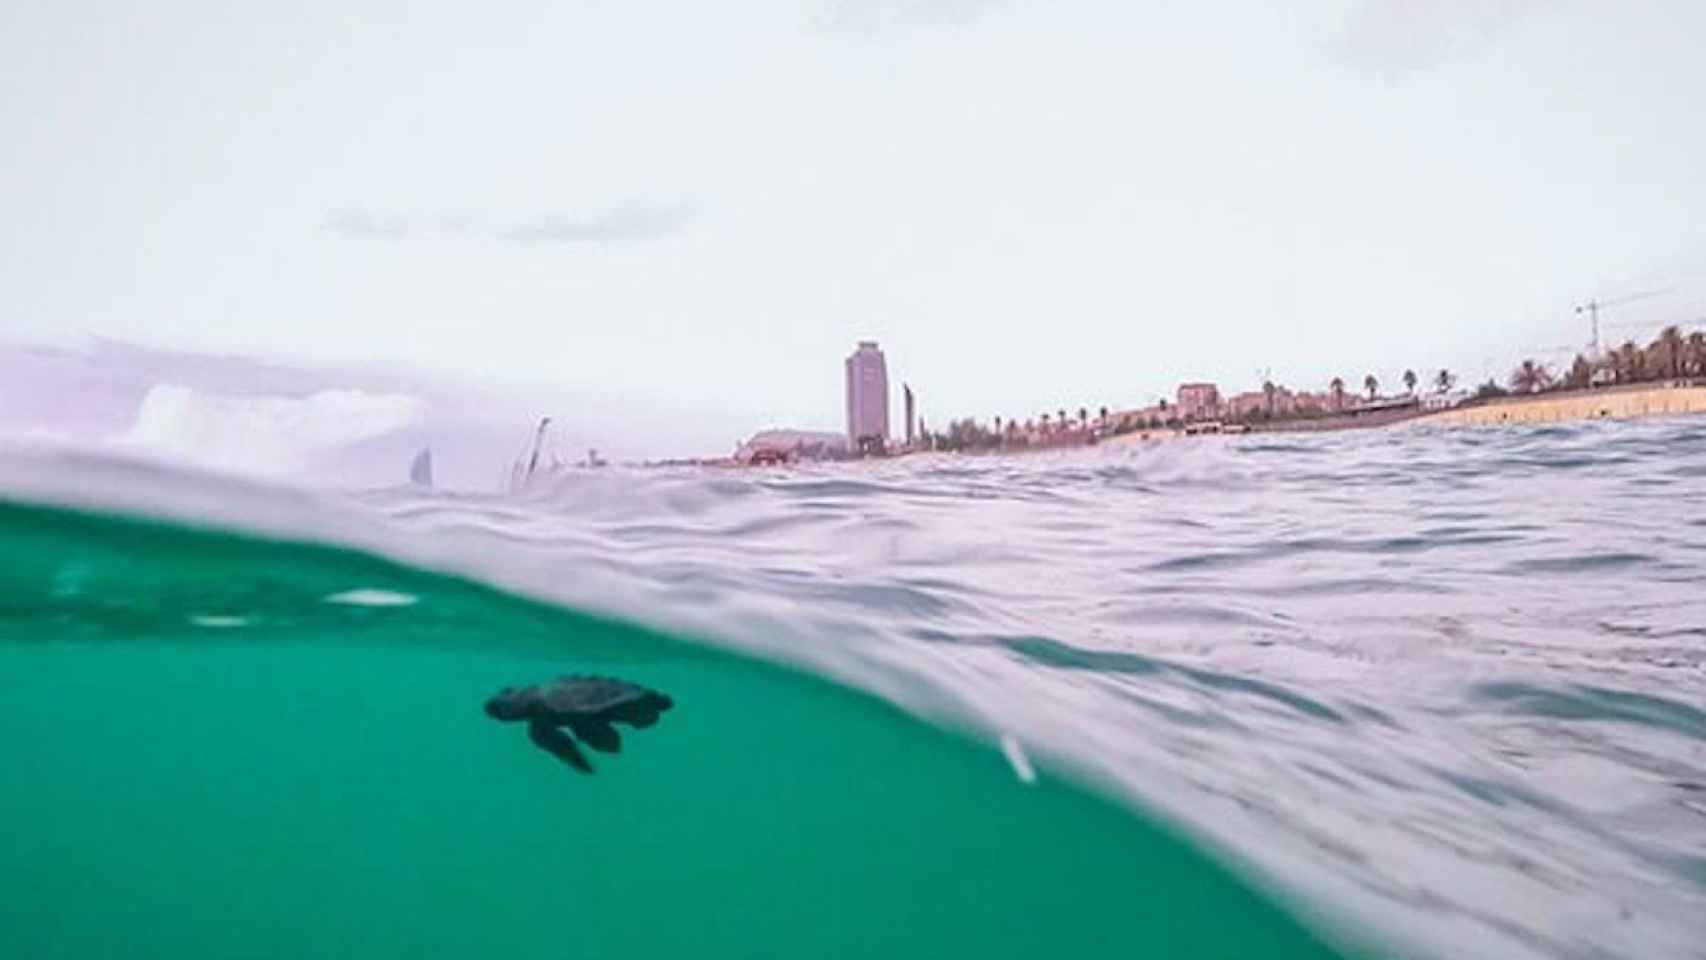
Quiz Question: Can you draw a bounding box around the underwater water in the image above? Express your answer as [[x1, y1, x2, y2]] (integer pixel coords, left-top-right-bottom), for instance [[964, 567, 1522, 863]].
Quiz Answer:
[[3, 417, 1704, 959]]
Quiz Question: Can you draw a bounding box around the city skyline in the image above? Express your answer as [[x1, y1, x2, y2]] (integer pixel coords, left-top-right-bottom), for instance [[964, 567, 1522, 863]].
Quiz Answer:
[[5, 2, 1706, 460]]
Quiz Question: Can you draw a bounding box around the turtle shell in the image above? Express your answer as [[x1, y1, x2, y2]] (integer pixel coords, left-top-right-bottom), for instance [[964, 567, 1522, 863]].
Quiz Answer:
[[541, 675, 673, 722]]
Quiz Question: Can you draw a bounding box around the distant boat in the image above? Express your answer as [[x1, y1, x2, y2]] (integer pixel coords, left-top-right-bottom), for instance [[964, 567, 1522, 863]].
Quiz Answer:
[[409, 448, 434, 487], [509, 417, 555, 490], [508, 419, 607, 490]]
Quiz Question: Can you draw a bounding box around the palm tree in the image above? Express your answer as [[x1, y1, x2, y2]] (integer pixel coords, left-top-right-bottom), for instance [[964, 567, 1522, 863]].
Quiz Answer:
[[1650, 325, 1687, 379], [1077, 407, 1088, 430], [1039, 413, 1050, 433], [1509, 359, 1553, 394], [1098, 405, 1109, 426], [1433, 369, 1455, 393], [1363, 374, 1378, 401], [1403, 369, 1418, 394], [1614, 341, 1645, 383], [1329, 376, 1346, 411], [1474, 378, 1509, 400], [1057, 409, 1067, 431], [1607, 344, 1628, 382], [1565, 354, 1593, 389]]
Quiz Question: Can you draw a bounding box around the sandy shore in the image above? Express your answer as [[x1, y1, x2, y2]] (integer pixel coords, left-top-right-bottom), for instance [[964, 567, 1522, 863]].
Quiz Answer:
[[1417, 381, 1706, 427]]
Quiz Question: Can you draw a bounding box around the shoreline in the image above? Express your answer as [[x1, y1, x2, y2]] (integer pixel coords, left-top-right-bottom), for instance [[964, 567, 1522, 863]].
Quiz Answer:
[[1414, 380, 1706, 428], [714, 382, 1706, 467], [1117, 381, 1706, 445]]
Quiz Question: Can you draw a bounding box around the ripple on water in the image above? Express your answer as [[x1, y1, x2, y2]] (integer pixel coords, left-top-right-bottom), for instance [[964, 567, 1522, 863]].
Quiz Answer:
[[1467, 682, 1706, 741], [1504, 553, 1657, 574]]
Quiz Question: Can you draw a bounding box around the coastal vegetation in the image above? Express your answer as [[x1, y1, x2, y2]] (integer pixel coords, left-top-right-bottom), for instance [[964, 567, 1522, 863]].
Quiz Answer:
[[1474, 379, 1510, 401], [1510, 359, 1553, 394], [902, 323, 1706, 457], [924, 410, 1104, 453], [1505, 324, 1706, 397]]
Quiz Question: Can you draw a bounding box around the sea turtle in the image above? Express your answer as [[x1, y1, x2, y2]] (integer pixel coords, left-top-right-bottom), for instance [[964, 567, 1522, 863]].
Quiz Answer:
[[484, 675, 674, 774]]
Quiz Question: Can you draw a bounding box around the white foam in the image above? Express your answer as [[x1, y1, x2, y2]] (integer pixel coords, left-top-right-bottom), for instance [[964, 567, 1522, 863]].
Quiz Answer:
[[323, 588, 418, 607]]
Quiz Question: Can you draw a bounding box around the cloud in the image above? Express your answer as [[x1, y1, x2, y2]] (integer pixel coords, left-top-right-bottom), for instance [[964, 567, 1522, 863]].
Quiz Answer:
[[123, 383, 424, 479], [500, 204, 692, 244], [322, 205, 691, 244], [0, 337, 577, 489], [1339, 0, 1557, 73]]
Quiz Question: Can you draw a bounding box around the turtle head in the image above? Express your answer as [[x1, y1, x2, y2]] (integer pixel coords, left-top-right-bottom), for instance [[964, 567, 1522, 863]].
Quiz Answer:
[[484, 686, 537, 722]]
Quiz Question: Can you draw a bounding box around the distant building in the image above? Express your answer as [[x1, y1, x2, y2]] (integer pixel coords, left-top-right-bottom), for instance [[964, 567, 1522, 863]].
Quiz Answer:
[[735, 429, 849, 464], [1109, 401, 1177, 429], [1352, 395, 1421, 414], [903, 383, 916, 448], [1292, 391, 1330, 414], [846, 341, 890, 454], [1176, 382, 1221, 421], [1420, 390, 1469, 411], [1226, 390, 1267, 419]]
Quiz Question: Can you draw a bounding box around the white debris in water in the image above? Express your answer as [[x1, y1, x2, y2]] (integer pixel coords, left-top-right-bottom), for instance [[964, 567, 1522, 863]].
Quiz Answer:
[[1000, 733, 1037, 785], [189, 615, 248, 628], [323, 588, 418, 608]]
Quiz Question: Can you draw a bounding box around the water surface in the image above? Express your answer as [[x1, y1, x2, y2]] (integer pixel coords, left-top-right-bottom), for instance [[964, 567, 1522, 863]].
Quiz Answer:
[[3, 417, 1704, 959]]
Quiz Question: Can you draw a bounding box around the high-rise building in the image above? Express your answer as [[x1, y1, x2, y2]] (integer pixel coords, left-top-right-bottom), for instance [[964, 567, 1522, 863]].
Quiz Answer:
[[903, 384, 916, 448], [845, 341, 890, 454]]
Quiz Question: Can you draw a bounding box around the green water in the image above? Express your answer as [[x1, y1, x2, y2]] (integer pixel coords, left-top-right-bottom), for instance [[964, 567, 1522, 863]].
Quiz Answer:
[[0, 500, 1349, 958]]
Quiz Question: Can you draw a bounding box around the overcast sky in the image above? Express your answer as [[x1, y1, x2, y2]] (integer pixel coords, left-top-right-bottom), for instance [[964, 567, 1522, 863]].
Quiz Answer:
[[4, 0, 1705, 458]]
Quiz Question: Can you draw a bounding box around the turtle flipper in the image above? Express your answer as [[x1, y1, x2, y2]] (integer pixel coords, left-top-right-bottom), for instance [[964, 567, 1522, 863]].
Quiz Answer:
[[528, 719, 593, 774], [608, 692, 673, 729], [570, 720, 622, 754]]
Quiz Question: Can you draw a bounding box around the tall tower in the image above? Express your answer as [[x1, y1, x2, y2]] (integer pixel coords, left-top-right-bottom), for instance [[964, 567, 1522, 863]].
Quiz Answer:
[[903, 384, 916, 448], [845, 341, 890, 455]]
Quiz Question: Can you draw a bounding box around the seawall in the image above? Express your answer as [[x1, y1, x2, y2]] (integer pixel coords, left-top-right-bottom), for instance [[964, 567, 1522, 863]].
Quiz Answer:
[[1259, 407, 1428, 432], [1419, 381, 1706, 427]]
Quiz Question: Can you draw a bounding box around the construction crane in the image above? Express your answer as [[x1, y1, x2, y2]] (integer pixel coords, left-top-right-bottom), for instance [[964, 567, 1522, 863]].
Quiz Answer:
[[1575, 288, 1673, 356]]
